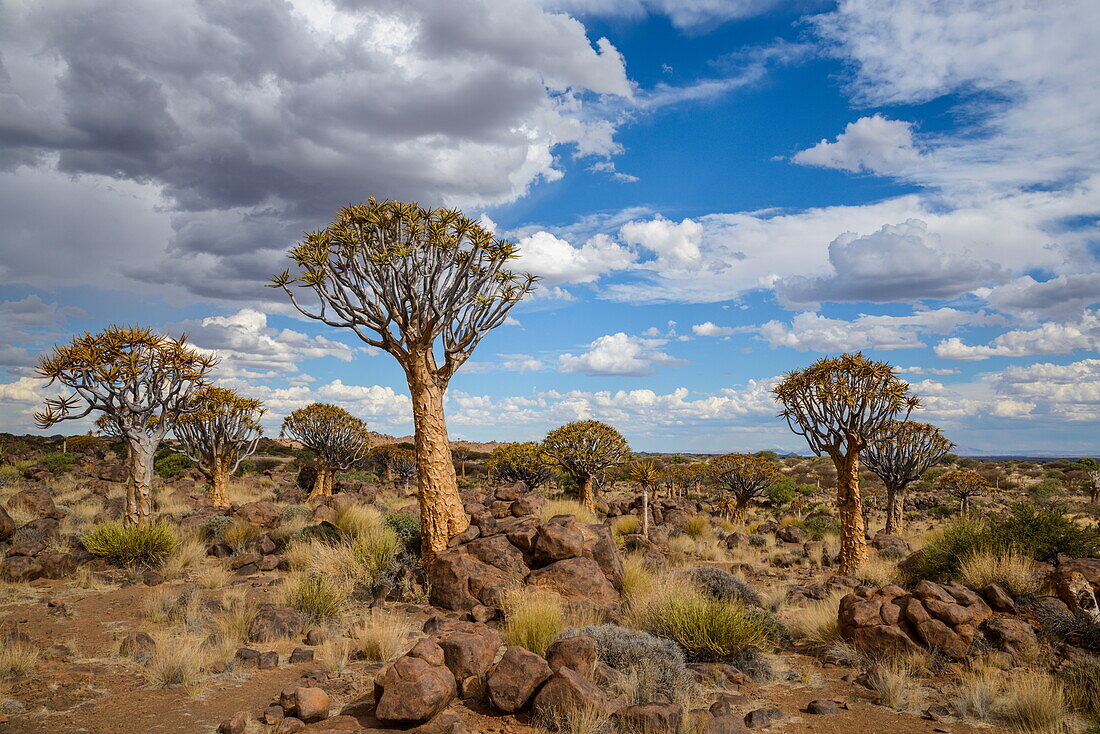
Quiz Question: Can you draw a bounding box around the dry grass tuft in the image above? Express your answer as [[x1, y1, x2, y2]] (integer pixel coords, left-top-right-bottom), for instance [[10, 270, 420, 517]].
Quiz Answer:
[[619, 554, 657, 609], [954, 662, 1002, 721], [0, 639, 38, 679], [869, 661, 916, 710], [533, 701, 610, 734], [682, 514, 712, 540], [194, 564, 231, 590], [957, 549, 1042, 597], [316, 638, 350, 675], [1001, 671, 1071, 733], [145, 633, 210, 693], [502, 586, 565, 656], [611, 514, 639, 537], [162, 534, 207, 578], [221, 518, 260, 553], [277, 572, 348, 624], [352, 611, 414, 662], [854, 555, 898, 587], [539, 499, 597, 525], [785, 592, 844, 651]]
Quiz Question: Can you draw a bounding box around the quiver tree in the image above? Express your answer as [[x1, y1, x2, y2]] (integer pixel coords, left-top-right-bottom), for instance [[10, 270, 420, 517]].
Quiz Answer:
[[390, 448, 418, 492], [174, 386, 265, 509], [280, 403, 371, 498], [627, 458, 661, 535], [710, 453, 783, 523], [1090, 470, 1100, 505], [35, 326, 216, 524], [486, 442, 555, 490], [541, 420, 631, 512], [936, 468, 990, 514], [272, 200, 535, 560], [773, 352, 918, 574], [451, 447, 473, 479], [861, 420, 953, 534]]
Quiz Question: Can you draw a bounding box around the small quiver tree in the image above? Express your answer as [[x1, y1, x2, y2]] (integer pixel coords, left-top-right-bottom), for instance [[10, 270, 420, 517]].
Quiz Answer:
[[271, 200, 536, 560], [390, 448, 418, 493], [710, 453, 783, 524], [627, 458, 661, 536], [486, 442, 556, 490], [541, 420, 631, 512], [451, 447, 473, 479], [861, 420, 953, 534], [280, 403, 371, 499], [174, 387, 265, 509], [35, 326, 216, 525], [935, 468, 990, 514], [773, 353, 918, 574]]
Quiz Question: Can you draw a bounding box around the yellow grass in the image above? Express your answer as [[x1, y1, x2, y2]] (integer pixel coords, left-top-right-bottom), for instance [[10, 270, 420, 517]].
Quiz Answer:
[[352, 611, 414, 662], [502, 587, 565, 656], [957, 549, 1042, 597], [539, 499, 598, 524]]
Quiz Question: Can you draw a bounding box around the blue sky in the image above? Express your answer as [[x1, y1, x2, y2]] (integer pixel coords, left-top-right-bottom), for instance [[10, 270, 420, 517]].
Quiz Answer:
[[0, 0, 1098, 455]]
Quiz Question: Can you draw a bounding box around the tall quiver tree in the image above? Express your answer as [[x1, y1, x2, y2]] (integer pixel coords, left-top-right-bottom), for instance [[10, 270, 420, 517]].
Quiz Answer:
[[541, 420, 631, 512], [35, 326, 216, 525], [280, 403, 371, 498], [175, 387, 265, 509], [272, 200, 536, 560], [710, 453, 783, 524], [861, 420, 953, 534], [773, 353, 918, 574]]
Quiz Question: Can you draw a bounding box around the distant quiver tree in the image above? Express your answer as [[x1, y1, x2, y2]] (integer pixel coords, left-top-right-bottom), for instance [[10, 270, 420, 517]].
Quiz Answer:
[[271, 200, 536, 559], [35, 326, 217, 524], [175, 386, 265, 509], [280, 403, 371, 498], [541, 420, 631, 512], [935, 468, 990, 514], [773, 353, 918, 574], [861, 419, 953, 534], [487, 442, 556, 490], [710, 452, 783, 524]]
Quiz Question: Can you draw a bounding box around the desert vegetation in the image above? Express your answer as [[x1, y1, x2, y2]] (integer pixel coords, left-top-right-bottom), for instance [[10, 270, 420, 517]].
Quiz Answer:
[[0, 204, 1097, 734]]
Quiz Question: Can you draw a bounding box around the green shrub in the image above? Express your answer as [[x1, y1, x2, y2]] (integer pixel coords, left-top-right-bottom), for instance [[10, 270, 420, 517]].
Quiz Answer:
[[802, 514, 840, 540], [282, 505, 312, 521], [1027, 477, 1063, 502], [748, 534, 767, 547], [280, 574, 348, 623], [578, 624, 694, 700], [683, 566, 762, 607], [41, 451, 78, 474], [899, 515, 988, 584], [81, 521, 179, 567], [384, 512, 421, 558], [987, 503, 1100, 561], [154, 449, 192, 478], [766, 479, 796, 506], [929, 504, 954, 518], [644, 591, 775, 662], [200, 515, 234, 539], [234, 459, 259, 477]]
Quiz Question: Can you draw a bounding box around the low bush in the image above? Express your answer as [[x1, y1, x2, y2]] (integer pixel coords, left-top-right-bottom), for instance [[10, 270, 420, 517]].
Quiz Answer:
[[234, 459, 259, 477], [578, 624, 694, 697], [40, 451, 77, 474], [82, 521, 179, 567], [801, 514, 840, 540], [282, 505, 312, 521], [748, 533, 767, 547], [643, 590, 775, 662], [683, 566, 762, 607], [384, 512, 422, 560], [279, 573, 348, 623], [766, 479, 796, 506], [154, 449, 192, 479], [904, 504, 1100, 585], [1026, 477, 1063, 502], [199, 515, 234, 539]]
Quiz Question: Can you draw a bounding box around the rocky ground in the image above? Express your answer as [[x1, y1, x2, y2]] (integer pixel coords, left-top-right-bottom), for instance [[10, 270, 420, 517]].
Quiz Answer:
[[1, 438, 1098, 733]]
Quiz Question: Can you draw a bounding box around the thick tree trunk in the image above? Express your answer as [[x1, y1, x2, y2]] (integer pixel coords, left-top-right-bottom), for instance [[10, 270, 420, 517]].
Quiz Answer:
[[125, 440, 156, 525], [834, 452, 868, 575], [579, 476, 596, 512], [407, 353, 468, 562], [209, 464, 231, 509], [730, 498, 749, 525], [310, 464, 333, 499], [884, 484, 905, 535]]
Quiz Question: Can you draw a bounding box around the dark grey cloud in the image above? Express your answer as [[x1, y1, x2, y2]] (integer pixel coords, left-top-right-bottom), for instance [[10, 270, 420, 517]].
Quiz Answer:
[[983, 273, 1100, 320], [775, 219, 1009, 308], [0, 0, 631, 299]]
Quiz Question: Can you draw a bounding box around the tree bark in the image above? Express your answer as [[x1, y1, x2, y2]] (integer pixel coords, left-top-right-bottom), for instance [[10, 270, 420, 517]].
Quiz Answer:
[[884, 484, 905, 535], [730, 498, 749, 525], [209, 464, 231, 509], [834, 451, 868, 575], [125, 439, 156, 525], [407, 352, 468, 562], [579, 475, 596, 512], [310, 464, 333, 499], [641, 488, 649, 536]]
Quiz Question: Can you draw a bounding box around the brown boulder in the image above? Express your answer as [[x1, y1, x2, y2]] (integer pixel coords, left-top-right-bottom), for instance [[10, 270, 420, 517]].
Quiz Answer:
[[374, 654, 457, 724], [545, 635, 596, 678], [6, 487, 64, 519], [982, 618, 1039, 658], [532, 666, 607, 721], [0, 506, 14, 542], [615, 703, 683, 733], [0, 555, 44, 582], [234, 501, 282, 528], [248, 607, 303, 642], [486, 645, 552, 713], [528, 557, 620, 614], [438, 631, 498, 697], [466, 535, 530, 577], [427, 549, 520, 611], [776, 526, 806, 544], [294, 687, 331, 721], [533, 522, 586, 565]]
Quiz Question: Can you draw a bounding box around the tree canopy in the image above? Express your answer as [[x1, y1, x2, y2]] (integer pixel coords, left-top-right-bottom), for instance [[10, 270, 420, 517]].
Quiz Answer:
[[280, 402, 371, 497], [542, 420, 631, 510]]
